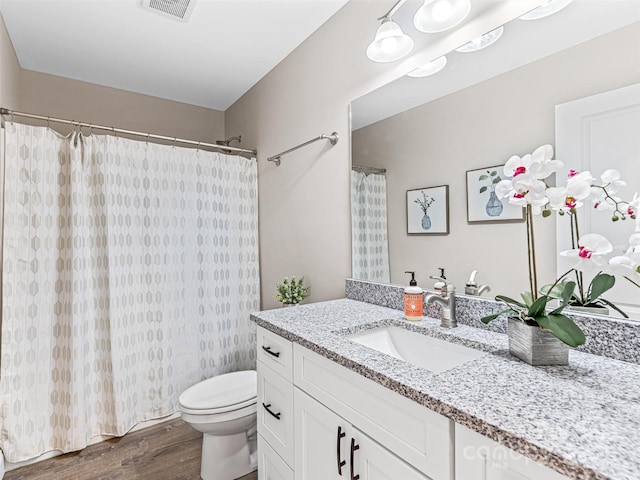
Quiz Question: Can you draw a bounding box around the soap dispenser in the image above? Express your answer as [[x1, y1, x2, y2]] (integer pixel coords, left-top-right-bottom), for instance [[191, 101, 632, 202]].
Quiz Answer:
[[403, 271, 424, 321]]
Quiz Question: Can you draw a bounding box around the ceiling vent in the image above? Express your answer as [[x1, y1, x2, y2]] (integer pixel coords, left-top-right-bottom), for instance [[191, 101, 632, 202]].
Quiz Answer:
[[141, 0, 196, 22]]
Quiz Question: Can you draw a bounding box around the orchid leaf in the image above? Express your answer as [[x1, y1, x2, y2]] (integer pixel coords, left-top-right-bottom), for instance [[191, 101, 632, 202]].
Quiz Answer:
[[527, 295, 549, 318], [540, 282, 564, 299], [536, 314, 586, 347], [587, 273, 615, 303], [496, 295, 526, 309], [597, 298, 629, 319], [550, 281, 575, 315], [520, 291, 533, 307], [480, 308, 513, 324]]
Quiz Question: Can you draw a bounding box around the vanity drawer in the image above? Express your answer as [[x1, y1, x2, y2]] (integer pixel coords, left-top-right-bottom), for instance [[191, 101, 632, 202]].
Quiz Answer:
[[258, 434, 294, 480], [257, 360, 295, 468], [293, 344, 452, 480], [257, 326, 293, 381]]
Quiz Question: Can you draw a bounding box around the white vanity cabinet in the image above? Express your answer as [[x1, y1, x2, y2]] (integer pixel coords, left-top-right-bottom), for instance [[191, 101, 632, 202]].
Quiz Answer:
[[295, 388, 430, 480], [255, 325, 570, 480], [455, 425, 570, 480]]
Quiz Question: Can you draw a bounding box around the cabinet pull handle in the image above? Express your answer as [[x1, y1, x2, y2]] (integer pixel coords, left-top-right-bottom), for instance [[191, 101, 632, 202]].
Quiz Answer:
[[261, 345, 281, 358], [262, 403, 281, 420], [336, 426, 346, 475], [350, 438, 360, 480]]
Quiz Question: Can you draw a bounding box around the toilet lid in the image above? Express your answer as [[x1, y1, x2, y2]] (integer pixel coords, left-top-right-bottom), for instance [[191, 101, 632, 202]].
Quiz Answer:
[[179, 370, 257, 411]]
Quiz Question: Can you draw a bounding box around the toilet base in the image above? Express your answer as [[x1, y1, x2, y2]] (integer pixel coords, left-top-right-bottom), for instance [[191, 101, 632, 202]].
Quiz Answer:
[[201, 431, 257, 480]]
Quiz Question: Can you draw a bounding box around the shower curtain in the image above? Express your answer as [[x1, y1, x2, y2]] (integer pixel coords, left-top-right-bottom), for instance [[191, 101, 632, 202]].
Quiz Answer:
[[0, 122, 260, 462], [351, 170, 390, 283]]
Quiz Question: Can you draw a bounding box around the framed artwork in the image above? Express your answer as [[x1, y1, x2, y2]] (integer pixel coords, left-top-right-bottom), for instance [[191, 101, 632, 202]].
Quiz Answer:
[[406, 185, 449, 235], [466, 166, 525, 223]]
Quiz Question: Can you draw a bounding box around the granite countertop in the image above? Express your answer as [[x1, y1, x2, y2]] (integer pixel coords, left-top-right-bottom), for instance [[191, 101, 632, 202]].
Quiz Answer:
[[251, 298, 640, 480]]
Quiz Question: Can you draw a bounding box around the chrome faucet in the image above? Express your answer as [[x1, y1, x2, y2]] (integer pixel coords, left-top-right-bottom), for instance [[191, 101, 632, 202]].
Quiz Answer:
[[426, 275, 457, 328], [464, 270, 491, 296]]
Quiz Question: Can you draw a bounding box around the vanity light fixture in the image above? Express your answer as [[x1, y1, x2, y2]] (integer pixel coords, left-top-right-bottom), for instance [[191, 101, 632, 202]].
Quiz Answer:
[[414, 0, 471, 33], [406, 55, 447, 77], [366, 17, 415, 62], [455, 26, 504, 53], [519, 0, 574, 20]]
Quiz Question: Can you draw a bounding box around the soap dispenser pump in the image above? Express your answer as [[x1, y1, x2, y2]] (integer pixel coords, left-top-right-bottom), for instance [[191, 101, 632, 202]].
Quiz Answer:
[[403, 271, 424, 321]]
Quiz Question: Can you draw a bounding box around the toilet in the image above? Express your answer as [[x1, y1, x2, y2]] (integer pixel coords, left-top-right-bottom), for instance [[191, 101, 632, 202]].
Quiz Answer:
[[179, 370, 258, 480]]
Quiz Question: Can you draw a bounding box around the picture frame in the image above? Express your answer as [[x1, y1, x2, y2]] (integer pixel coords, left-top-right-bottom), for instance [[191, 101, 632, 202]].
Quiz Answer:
[[406, 185, 449, 235], [466, 166, 525, 224]]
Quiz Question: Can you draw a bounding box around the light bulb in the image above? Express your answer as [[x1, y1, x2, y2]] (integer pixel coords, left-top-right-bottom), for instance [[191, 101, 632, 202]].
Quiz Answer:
[[519, 0, 574, 20], [414, 0, 471, 33], [431, 1, 453, 22], [456, 26, 504, 53], [380, 36, 399, 54]]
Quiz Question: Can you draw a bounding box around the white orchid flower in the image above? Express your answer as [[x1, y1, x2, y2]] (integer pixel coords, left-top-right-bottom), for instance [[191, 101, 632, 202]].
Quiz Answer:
[[600, 169, 626, 194], [560, 233, 613, 271], [496, 175, 548, 214], [566, 171, 594, 199], [528, 144, 563, 179], [503, 154, 532, 178], [609, 251, 640, 283]]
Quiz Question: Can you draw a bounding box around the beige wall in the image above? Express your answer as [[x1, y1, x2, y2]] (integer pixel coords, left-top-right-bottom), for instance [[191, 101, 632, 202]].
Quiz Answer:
[[18, 70, 226, 143], [225, 0, 542, 309], [0, 14, 20, 109], [352, 23, 640, 297], [2, 9, 225, 145]]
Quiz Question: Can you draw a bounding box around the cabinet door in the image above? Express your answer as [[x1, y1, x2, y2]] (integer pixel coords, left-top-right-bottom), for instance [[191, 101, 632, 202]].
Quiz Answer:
[[258, 360, 295, 467], [455, 425, 569, 480], [258, 434, 294, 480], [294, 388, 344, 480], [351, 428, 432, 480]]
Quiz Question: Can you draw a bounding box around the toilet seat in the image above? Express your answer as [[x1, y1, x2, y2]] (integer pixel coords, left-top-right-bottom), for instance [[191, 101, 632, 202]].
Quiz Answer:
[[179, 370, 257, 415]]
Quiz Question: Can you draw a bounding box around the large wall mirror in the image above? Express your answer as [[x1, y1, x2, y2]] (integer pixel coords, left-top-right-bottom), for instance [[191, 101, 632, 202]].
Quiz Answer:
[[350, 0, 640, 319]]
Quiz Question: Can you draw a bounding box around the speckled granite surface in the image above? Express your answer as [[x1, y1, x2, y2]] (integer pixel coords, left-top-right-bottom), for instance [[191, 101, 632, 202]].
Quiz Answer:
[[346, 278, 640, 364], [251, 299, 640, 480]]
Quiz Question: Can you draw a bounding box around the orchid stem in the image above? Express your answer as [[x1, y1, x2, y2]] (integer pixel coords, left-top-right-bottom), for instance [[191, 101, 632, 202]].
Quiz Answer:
[[625, 276, 640, 289], [526, 205, 538, 299]]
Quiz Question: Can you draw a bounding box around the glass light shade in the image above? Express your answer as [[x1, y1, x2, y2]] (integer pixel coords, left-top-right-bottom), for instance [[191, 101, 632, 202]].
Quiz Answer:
[[366, 20, 414, 62], [519, 0, 574, 20], [414, 0, 471, 33], [455, 26, 504, 53], [406, 56, 447, 77]]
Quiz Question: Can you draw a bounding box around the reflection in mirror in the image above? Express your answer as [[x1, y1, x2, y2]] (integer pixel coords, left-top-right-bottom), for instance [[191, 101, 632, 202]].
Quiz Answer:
[[350, 1, 640, 320]]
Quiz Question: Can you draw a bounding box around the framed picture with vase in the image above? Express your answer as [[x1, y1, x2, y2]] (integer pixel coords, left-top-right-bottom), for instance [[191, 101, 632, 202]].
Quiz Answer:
[[466, 166, 525, 224], [406, 185, 449, 235]]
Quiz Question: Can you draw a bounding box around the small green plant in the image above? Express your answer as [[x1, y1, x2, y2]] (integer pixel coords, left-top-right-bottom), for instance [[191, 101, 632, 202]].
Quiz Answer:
[[275, 276, 310, 305], [478, 169, 502, 195]]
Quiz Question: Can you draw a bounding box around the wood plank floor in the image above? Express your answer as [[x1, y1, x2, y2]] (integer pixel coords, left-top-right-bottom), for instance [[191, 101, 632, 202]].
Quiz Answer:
[[4, 418, 258, 480]]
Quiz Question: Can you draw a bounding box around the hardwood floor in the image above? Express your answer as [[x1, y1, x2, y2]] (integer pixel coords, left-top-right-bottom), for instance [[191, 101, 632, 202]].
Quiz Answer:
[[4, 419, 258, 480]]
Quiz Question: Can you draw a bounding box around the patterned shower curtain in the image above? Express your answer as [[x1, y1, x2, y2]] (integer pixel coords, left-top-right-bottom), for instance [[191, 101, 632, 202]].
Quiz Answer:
[[351, 170, 390, 283], [0, 122, 260, 462]]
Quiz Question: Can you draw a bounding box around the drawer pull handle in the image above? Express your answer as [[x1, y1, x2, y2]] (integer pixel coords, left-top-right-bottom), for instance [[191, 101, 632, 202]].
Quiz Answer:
[[261, 345, 281, 358], [262, 403, 281, 420], [350, 438, 360, 480], [337, 426, 346, 476]]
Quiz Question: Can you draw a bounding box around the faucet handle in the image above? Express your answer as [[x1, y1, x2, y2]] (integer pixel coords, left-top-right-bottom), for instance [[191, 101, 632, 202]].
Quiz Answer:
[[429, 275, 454, 294]]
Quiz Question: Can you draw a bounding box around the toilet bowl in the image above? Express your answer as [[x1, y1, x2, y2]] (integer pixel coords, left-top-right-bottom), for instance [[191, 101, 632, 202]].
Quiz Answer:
[[179, 370, 257, 480]]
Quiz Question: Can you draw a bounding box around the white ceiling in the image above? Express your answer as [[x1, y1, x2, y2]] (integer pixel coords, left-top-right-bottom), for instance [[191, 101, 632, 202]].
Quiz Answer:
[[352, 0, 640, 130], [0, 0, 349, 111]]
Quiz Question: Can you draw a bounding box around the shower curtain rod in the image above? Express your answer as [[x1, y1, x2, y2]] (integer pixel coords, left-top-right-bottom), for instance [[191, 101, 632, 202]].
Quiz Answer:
[[0, 107, 258, 157], [267, 132, 339, 166], [352, 164, 386, 174]]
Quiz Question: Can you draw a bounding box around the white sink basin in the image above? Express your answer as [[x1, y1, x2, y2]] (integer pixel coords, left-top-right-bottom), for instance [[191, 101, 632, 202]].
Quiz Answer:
[[346, 326, 485, 373]]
